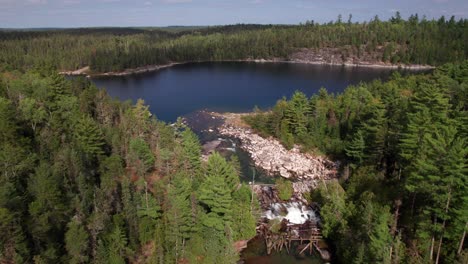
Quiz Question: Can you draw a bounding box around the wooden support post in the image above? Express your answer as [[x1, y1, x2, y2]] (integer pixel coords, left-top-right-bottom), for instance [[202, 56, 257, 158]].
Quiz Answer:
[[299, 242, 312, 254]]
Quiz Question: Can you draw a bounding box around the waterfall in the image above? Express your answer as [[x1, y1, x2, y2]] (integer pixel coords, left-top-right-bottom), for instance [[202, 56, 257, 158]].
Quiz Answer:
[[263, 202, 319, 225]]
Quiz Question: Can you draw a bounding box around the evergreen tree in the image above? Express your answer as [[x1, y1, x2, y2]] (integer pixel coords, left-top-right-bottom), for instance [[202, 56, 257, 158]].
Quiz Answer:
[[129, 138, 155, 175], [74, 115, 105, 157], [65, 219, 90, 264], [180, 128, 202, 182], [345, 130, 366, 165], [198, 153, 235, 231], [285, 91, 311, 138], [164, 172, 193, 261], [230, 185, 257, 241], [28, 162, 67, 262]]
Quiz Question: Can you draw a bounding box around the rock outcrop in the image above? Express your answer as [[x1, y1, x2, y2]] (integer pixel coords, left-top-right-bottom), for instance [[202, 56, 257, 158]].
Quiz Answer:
[[220, 125, 338, 184], [289, 47, 435, 69]]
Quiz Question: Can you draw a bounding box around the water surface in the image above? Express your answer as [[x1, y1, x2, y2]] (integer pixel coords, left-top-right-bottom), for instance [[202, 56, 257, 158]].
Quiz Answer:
[[92, 62, 416, 122]]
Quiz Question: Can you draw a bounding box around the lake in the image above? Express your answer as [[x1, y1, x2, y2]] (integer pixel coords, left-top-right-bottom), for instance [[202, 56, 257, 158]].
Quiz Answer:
[[91, 61, 416, 122]]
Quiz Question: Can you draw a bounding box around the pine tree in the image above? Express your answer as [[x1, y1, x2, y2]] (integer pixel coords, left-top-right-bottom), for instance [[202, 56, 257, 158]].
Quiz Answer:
[[65, 219, 90, 264], [285, 91, 311, 137], [128, 138, 155, 174], [132, 99, 151, 137], [0, 97, 16, 143], [18, 97, 47, 132], [28, 162, 67, 262], [0, 208, 28, 263], [74, 115, 105, 157], [180, 128, 202, 179], [230, 185, 257, 241], [198, 153, 235, 231], [120, 178, 139, 250], [345, 130, 366, 165], [164, 172, 193, 260], [104, 216, 129, 264]]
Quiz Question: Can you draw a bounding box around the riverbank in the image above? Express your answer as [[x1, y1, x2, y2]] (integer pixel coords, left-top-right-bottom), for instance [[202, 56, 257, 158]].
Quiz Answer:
[[60, 53, 434, 77], [200, 111, 338, 196], [217, 112, 338, 180]]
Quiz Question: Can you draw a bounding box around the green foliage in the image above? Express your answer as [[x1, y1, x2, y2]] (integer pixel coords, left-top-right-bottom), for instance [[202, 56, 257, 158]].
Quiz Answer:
[[0, 26, 466, 263], [230, 185, 257, 241], [275, 178, 293, 201], [0, 97, 16, 142], [28, 162, 67, 262], [285, 91, 311, 138], [65, 219, 89, 264], [255, 62, 468, 262], [129, 138, 155, 173], [0, 16, 466, 73], [74, 115, 105, 156], [0, 207, 28, 263], [0, 68, 256, 263], [164, 172, 193, 260], [18, 97, 47, 132], [99, 154, 124, 193], [104, 217, 130, 264], [345, 130, 366, 165], [180, 128, 202, 172], [198, 153, 234, 231], [315, 181, 350, 238]]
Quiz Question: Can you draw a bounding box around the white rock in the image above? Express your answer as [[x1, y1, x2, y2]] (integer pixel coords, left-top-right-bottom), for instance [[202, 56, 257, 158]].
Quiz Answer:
[[219, 125, 338, 189]]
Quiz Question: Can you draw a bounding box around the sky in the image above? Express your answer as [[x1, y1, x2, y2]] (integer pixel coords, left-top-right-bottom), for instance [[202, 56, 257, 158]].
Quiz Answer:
[[0, 0, 467, 28]]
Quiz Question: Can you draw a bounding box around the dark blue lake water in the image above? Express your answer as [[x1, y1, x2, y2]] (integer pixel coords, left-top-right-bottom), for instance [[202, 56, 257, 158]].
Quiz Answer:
[[91, 62, 413, 122]]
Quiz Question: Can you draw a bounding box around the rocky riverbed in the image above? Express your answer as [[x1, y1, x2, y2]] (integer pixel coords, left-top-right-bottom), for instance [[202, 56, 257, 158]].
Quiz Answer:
[[220, 125, 337, 180], [183, 110, 339, 195]]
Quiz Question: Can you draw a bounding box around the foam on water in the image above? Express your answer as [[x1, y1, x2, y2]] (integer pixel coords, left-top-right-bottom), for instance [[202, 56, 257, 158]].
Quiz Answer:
[[264, 202, 318, 225]]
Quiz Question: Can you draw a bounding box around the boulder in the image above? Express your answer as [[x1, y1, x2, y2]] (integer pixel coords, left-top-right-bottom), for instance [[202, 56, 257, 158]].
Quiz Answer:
[[219, 125, 338, 186]]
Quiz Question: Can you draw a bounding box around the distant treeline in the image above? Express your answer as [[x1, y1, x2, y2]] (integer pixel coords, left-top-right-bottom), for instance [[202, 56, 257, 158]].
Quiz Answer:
[[0, 14, 466, 73]]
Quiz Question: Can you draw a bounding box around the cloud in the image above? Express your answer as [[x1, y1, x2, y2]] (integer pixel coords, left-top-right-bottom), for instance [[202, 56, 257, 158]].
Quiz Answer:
[[63, 0, 81, 5], [162, 0, 192, 3], [27, 0, 47, 4], [144, 1, 152, 6], [250, 0, 264, 4]]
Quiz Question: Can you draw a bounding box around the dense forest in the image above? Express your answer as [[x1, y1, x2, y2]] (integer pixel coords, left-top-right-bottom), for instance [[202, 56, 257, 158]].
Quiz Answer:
[[0, 13, 467, 73], [0, 12, 467, 264], [245, 61, 467, 263], [0, 69, 258, 263]]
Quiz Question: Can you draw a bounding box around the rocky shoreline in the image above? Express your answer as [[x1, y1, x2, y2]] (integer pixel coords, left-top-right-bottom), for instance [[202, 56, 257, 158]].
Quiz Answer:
[[59, 62, 183, 77], [60, 49, 434, 77], [288, 48, 435, 70]]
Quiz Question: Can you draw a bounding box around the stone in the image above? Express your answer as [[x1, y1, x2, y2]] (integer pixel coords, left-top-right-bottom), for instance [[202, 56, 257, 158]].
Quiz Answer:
[[219, 125, 338, 188]]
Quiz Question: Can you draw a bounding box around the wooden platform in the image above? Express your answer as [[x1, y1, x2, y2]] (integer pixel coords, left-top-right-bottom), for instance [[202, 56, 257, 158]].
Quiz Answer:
[[259, 220, 323, 255]]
